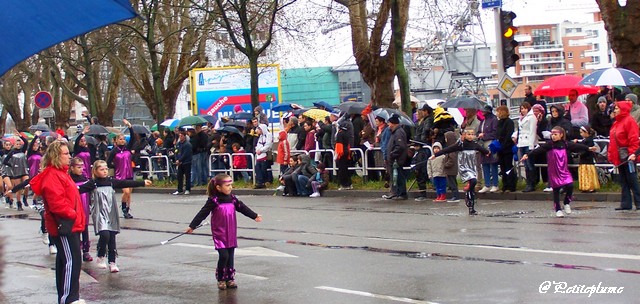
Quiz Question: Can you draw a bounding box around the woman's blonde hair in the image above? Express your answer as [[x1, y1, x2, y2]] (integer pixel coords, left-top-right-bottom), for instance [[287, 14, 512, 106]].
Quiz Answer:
[[40, 140, 69, 170], [92, 160, 108, 179], [496, 105, 510, 119]]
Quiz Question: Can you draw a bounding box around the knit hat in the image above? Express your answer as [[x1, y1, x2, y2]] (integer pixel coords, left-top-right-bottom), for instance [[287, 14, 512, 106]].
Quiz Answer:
[[419, 103, 433, 112], [388, 114, 400, 124], [597, 96, 607, 103], [432, 142, 442, 150], [234, 105, 243, 113], [532, 104, 545, 113], [626, 93, 638, 104]]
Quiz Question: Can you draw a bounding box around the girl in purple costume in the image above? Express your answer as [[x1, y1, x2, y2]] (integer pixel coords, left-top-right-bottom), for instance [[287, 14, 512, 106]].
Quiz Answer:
[[73, 130, 94, 179], [522, 126, 595, 217], [106, 119, 137, 219], [186, 174, 262, 290], [69, 157, 93, 262], [27, 136, 43, 205]]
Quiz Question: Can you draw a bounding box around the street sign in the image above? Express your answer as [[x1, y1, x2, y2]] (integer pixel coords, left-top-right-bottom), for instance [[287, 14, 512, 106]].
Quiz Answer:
[[39, 108, 55, 118], [497, 74, 518, 98], [482, 0, 502, 9], [34, 91, 52, 109]]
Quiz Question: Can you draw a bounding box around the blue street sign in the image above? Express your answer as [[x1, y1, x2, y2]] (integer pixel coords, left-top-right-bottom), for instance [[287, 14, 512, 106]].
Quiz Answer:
[[482, 0, 502, 9], [34, 91, 52, 109]]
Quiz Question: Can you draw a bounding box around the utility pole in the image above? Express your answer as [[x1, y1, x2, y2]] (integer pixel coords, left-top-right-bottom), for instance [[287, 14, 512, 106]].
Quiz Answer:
[[494, 7, 507, 105]]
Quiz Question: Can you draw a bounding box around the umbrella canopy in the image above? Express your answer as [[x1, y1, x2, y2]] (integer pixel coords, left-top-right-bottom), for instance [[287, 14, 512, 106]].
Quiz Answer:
[[312, 101, 334, 112], [228, 112, 253, 121], [338, 101, 367, 115], [534, 75, 599, 97], [579, 67, 640, 87], [271, 102, 295, 112], [0, 0, 137, 76], [223, 121, 247, 129], [150, 124, 158, 131], [160, 118, 180, 130], [73, 134, 98, 146], [303, 109, 330, 121], [85, 124, 110, 136], [372, 108, 414, 127], [199, 115, 217, 124], [29, 124, 51, 132], [178, 115, 208, 127], [215, 126, 243, 136], [440, 96, 486, 110], [20, 132, 34, 140], [123, 125, 150, 135]]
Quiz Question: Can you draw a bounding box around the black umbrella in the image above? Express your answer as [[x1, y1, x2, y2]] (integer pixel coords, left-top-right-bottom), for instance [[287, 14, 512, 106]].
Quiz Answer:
[[123, 124, 150, 135], [72, 135, 98, 146], [228, 112, 253, 121], [440, 96, 486, 110], [29, 124, 50, 132], [215, 126, 243, 137], [224, 121, 248, 129], [85, 124, 110, 136], [338, 101, 367, 115]]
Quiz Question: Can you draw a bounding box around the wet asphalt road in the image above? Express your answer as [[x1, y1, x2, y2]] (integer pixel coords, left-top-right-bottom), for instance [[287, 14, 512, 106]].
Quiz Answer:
[[2, 192, 640, 304]]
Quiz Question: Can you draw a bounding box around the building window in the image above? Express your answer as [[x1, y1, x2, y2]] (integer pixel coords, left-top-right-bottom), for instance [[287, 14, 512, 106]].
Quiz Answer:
[[593, 56, 600, 64], [568, 63, 574, 70], [565, 28, 573, 34], [593, 43, 600, 51], [567, 52, 573, 59]]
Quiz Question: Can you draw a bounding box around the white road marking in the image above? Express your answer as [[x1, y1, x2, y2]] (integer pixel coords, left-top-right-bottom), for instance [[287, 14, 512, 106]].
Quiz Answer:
[[369, 237, 640, 260], [170, 243, 297, 257], [315, 286, 440, 304]]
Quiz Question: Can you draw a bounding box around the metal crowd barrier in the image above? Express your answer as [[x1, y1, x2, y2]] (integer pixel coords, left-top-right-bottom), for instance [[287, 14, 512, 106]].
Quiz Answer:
[[138, 155, 170, 178], [228, 152, 256, 184], [209, 152, 232, 176]]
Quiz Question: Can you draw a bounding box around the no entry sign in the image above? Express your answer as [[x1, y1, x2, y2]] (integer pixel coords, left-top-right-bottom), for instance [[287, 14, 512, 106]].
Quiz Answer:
[[34, 91, 52, 109]]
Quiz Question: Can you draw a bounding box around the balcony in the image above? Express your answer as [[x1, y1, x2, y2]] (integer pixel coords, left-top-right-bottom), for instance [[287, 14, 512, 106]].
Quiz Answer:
[[519, 56, 565, 65], [519, 67, 566, 77], [518, 44, 564, 54]]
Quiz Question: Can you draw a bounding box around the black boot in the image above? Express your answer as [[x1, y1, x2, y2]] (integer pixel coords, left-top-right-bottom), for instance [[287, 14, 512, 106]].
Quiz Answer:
[[122, 202, 133, 219], [22, 196, 29, 208], [522, 170, 535, 192], [17, 200, 23, 211]]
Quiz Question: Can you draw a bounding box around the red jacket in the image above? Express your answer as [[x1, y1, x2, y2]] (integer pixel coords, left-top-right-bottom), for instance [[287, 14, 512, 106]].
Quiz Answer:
[[609, 101, 640, 166], [232, 149, 248, 169], [30, 166, 85, 236], [276, 131, 290, 165]]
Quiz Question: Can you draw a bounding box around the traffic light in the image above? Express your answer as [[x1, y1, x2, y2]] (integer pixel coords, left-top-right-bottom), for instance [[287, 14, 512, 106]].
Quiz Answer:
[[500, 10, 519, 70]]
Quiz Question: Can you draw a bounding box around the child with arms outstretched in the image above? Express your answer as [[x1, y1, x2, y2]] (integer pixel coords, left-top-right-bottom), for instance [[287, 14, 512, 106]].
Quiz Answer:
[[186, 173, 262, 290]]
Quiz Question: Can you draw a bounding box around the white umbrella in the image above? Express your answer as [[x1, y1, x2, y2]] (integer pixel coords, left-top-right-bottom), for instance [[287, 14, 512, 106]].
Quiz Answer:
[[579, 67, 640, 86]]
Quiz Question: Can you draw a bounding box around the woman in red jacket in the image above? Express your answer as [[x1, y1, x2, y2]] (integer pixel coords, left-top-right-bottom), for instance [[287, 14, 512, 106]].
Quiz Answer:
[[608, 100, 640, 211], [30, 140, 86, 304]]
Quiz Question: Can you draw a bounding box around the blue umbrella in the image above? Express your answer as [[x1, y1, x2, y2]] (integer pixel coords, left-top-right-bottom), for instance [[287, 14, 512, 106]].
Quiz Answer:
[[199, 115, 217, 124], [271, 102, 294, 112], [0, 0, 137, 76], [312, 101, 334, 112], [579, 67, 640, 87]]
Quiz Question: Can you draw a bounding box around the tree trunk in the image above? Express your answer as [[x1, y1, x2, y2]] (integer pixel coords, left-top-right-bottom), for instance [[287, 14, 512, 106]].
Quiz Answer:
[[596, 0, 640, 73], [391, 0, 411, 115]]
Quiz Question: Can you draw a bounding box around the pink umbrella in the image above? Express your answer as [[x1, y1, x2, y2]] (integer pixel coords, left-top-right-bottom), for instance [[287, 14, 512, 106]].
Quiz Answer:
[[534, 75, 600, 97]]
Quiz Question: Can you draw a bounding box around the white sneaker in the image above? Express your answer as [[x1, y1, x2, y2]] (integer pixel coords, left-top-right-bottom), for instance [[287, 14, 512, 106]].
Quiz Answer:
[[42, 232, 49, 245], [276, 185, 285, 191], [309, 192, 320, 198], [555, 210, 565, 218], [478, 186, 490, 193], [109, 262, 120, 273], [564, 204, 572, 214], [49, 245, 57, 255], [184, 190, 190, 195], [543, 187, 553, 192], [489, 186, 499, 193], [96, 257, 107, 269], [172, 191, 182, 195]]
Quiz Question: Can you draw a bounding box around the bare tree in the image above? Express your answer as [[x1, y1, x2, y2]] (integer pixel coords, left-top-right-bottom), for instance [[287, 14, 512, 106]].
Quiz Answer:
[[0, 62, 38, 131], [596, 0, 640, 73], [333, 0, 410, 108], [198, 0, 298, 110], [112, 0, 211, 124]]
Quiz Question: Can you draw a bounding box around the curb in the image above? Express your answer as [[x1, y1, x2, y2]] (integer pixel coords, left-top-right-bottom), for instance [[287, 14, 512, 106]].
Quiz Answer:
[[132, 187, 621, 202]]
